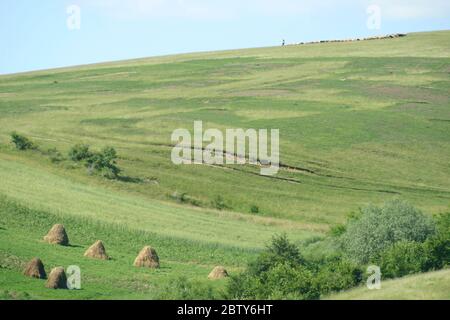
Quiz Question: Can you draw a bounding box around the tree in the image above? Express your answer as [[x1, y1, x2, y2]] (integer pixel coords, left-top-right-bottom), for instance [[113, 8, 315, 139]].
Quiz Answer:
[[86, 146, 121, 178], [68, 144, 92, 161], [10, 132, 34, 150], [340, 200, 436, 264]]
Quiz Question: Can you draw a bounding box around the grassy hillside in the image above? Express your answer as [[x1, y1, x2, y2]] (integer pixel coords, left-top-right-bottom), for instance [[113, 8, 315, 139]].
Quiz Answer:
[[327, 269, 450, 300], [0, 30, 449, 299]]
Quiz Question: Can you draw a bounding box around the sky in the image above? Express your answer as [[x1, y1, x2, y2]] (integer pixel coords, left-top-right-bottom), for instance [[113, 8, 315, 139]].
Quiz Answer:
[[1, 0, 449, 74]]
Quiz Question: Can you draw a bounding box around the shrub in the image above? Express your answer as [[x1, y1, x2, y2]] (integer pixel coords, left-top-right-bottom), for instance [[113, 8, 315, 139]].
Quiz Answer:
[[68, 144, 92, 161], [226, 235, 319, 300], [341, 200, 436, 264], [170, 192, 202, 207], [10, 132, 34, 150], [329, 224, 346, 237], [314, 257, 363, 294], [250, 205, 259, 214], [264, 263, 319, 300], [212, 195, 230, 210], [422, 212, 450, 270], [86, 146, 121, 178], [422, 235, 449, 270], [248, 234, 305, 276], [378, 241, 428, 279]]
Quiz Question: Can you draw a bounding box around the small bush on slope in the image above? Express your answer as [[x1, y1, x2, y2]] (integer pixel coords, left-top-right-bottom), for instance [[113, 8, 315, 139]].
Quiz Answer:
[[85, 146, 121, 178], [68, 144, 92, 161], [10, 132, 35, 150]]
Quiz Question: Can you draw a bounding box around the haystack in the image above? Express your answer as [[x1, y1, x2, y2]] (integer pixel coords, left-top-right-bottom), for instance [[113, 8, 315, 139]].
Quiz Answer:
[[23, 257, 46, 279], [46, 267, 67, 289], [43, 224, 69, 246], [208, 266, 228, 280], [84, 240, 109, 260], [133, 246, 160, 268]]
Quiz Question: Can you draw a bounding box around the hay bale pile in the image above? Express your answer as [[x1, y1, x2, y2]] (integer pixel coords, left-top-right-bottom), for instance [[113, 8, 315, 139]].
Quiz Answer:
[[208, 266, 228, 280], [134, 246, 160, 268], [43, 224, 69, 246], [84, 240, 109, 260], [23, 258, 46, 279], [46, 267, 67, 289]]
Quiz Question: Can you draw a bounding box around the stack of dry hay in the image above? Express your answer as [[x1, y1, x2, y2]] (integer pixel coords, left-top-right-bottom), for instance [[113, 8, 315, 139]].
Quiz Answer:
[[23, 258, 68, 289], [25, 224, 230, 290], [134, 246, 160, 268], [208, 266, 229, 280], [43, 224, 69, 246], [84, 240, 109, 260], [23, 258, 46, 279], [46, 267, 67, 289]]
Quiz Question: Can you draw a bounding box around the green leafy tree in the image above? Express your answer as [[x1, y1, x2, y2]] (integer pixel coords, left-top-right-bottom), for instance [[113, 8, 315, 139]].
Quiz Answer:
[[68, 144, 92, 161], [378, 241, 428, 278], [86, 146, 121, 178], [10, 132, 34, 150], [341, 200, 436, 264]]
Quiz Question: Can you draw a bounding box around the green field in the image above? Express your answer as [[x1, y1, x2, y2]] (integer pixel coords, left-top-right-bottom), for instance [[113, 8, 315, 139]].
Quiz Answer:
[[327, 269, 450, 300], [0, 30, 449, 299]]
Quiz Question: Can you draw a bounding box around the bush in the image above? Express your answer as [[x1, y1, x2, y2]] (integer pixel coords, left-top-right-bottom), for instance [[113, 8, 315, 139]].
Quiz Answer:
[[378, 241, 428, 279], [422, 212, 450, 270], [250, 205, 259, 214], [170, 192, 202, 207], [10, 132, 34, 150], [341, 200, 436, 264], [68, 144, 91, 161], [212, 196, 230, 210], [86, 146, 121, 178], [248, 234, 305, 276], [314, 257, 363, 294], [226, 235, 319, 300]]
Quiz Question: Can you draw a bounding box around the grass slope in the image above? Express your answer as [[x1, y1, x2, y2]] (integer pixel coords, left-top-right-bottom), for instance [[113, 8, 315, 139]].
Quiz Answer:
[[0, 30, 449, 299], [327, 269, 450, 300]]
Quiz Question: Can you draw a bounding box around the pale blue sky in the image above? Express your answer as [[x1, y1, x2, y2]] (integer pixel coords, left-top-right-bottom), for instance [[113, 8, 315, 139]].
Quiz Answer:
[[1, 0, 449, 74]]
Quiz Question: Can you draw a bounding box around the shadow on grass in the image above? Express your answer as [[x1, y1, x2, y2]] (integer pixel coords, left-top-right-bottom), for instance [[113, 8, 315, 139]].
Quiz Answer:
[[116, 175, 143, 184]]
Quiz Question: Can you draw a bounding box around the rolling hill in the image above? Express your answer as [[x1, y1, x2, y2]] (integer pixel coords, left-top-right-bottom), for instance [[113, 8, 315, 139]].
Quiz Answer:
[[0, 30, 449, 299], [327, 269, 450, 300]]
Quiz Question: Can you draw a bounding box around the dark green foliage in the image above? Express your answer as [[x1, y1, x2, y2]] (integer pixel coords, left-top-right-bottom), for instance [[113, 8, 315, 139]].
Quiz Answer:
[[341, 200, 436, 263], [170, 192, 202, 207], [314, 257, 363, 294], [10, 132, 34, 150], [250, 205, 259, 214], [227, 235, 318, 300], [378, 241, 428, 279], [68, 144, 92, 161], [85, 146, 121, 178], [422, 212, 450, 270], [248, 234, 304, 276]]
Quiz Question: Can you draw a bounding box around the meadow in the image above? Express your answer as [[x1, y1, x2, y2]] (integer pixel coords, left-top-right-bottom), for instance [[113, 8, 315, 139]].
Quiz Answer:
[[0, 30, 449, 299]]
